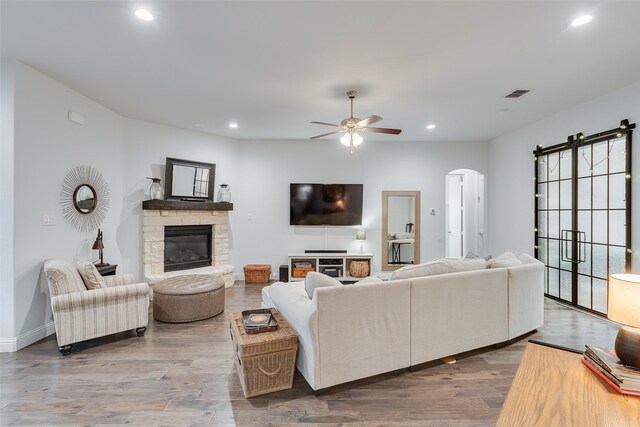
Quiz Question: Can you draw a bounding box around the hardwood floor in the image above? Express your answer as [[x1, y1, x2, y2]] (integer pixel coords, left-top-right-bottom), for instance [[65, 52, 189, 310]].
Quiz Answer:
[[0, 282, 620, 426]]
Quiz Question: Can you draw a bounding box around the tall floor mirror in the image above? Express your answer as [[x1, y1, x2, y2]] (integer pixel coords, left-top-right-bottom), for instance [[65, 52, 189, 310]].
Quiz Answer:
[[382, 191, 421, 270]]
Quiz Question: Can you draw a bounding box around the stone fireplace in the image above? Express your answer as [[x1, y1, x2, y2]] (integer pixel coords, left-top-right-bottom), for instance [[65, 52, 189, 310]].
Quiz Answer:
[[142, 206, 233, 287]]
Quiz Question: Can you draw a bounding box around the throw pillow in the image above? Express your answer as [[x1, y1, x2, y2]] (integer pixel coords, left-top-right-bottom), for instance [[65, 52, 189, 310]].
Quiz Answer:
[[487, 252, 523, 269], [390, 260, 448, 280], [304, 272, 342, 299], [76, 262, 106, 290], [440, 257, 488, 272], [464, 252, 481, 260], [354, 276, 384, 285]]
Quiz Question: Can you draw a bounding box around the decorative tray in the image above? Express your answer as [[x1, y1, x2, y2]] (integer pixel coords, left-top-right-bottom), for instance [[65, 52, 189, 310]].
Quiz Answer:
[[241, 308, 279, 334]]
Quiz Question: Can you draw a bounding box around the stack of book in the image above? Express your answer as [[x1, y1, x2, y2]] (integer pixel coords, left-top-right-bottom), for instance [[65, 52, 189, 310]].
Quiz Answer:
[[583, 345, 640, 396], [244, 312, 273, 332]]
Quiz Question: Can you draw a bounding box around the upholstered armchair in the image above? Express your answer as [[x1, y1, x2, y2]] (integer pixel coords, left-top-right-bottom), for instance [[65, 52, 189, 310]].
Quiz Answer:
[[43, 259, 150, 355]]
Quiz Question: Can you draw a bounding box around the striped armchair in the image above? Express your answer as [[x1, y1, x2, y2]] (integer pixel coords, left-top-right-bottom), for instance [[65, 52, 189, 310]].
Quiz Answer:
[[44, 259, 150, 355]]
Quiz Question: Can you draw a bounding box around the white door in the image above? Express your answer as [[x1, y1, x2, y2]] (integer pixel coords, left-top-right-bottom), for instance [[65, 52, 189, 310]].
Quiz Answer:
[[446, 174, 464, 258]]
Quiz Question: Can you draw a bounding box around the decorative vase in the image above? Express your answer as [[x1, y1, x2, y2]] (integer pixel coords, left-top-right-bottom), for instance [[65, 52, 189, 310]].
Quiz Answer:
[[147, 177, 163, 200], [217, 184, 231, 203]]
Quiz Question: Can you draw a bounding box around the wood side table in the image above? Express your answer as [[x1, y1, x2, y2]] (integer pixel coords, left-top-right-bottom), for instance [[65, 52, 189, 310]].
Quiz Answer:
[[96, 264, 117, 276], [497, 342, 640, 426]]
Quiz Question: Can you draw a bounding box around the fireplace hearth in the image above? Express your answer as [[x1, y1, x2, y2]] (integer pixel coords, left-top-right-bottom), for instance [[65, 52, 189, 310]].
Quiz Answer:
[[164, 225, 212, 272]]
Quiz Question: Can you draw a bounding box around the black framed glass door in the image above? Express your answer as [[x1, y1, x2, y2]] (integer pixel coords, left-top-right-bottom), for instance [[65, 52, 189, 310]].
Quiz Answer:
[[534, 120, 634, 315]]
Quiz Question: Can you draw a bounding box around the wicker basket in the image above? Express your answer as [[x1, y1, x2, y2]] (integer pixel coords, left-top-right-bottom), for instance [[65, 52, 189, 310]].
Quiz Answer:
[[244, 264, 271, 284], [349, 260, 370, 278], [292, 267, 315, 278], [229, 309, 298, 398]]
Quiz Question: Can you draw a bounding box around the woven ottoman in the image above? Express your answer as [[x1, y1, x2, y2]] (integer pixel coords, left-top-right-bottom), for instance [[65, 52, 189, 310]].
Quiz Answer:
[[153, 275, 225, 323]]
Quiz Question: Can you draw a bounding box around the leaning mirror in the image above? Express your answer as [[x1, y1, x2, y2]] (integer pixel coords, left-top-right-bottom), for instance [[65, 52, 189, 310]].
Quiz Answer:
[[382, 191, 421, 271], [165, 157, 216, 201]]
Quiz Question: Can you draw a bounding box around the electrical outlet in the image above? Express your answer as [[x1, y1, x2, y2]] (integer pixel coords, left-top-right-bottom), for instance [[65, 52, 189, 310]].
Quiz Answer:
[[42, 214, 56, 226], [247, 213, 254, 221]]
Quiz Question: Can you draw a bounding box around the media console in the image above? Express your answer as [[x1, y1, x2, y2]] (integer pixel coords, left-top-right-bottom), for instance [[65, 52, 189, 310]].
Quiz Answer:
[[288, 252, 373, 283]]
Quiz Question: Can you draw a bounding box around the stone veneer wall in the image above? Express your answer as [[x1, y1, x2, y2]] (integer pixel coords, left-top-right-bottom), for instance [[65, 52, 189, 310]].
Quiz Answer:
[[142, 210, 230, 278]]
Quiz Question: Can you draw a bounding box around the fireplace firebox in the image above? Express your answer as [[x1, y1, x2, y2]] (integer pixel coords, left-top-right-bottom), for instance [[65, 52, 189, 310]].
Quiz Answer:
[[164, 225, 212, 272]]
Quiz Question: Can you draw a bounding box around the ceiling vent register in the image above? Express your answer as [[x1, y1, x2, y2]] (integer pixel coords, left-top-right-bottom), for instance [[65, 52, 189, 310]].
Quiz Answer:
[[505, 89, 531, 99]]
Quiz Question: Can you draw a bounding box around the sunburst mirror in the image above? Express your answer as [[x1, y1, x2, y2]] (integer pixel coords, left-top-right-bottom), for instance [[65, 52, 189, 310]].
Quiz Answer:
[[60, 165, 110, 232]]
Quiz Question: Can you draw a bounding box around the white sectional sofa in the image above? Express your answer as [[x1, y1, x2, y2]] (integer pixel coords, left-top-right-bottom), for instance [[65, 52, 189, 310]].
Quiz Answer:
[[261, 253, 544, 391]]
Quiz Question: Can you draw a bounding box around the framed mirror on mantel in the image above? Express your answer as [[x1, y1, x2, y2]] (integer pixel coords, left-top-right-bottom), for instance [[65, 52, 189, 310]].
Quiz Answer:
[[165, 157, 216, 201], [382, 191, 421, 271], [142, 157, 231, 211]]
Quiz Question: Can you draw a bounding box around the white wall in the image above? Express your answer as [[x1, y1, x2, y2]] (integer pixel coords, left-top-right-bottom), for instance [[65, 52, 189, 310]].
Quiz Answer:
[[5, 61, 125, 350], [234, 138, 489, 273], [489, 81, 640, 272], [2, 61, 490, 350], [1, 60, 16, 348], [120, 118, 240, 280]]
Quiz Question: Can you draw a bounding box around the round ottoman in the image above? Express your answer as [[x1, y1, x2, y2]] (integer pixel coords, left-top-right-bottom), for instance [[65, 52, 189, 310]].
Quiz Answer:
[[153, 275, 225, 323]]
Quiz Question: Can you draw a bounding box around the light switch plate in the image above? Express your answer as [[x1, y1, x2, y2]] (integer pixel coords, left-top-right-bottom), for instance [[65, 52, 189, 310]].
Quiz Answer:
[[42, 214, 56, 226]]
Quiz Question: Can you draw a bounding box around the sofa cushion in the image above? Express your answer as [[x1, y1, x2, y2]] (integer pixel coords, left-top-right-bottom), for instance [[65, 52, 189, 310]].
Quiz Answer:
[[354, 276, 384, 285], [305, 272, 342, 299], [488, 252, 523, 268], [44, 259, 88, 296], [76, 262, 106, 290], [390, 260, 448, 280]]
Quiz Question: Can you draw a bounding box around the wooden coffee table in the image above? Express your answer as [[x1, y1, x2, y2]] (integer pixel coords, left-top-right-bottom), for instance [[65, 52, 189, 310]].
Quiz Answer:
[[497, 342, 640, 426]]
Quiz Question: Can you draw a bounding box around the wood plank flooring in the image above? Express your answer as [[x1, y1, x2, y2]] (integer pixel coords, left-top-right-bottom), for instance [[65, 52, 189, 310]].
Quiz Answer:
[[0, 282, 620, 426]]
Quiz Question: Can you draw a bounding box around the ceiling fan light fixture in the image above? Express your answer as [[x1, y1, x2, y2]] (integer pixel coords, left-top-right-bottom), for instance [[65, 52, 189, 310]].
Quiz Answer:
[[340, 132, 363, 147]]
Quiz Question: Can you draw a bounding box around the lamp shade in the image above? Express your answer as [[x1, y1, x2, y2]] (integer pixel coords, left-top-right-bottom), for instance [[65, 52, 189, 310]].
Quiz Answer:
[[608, 274, 640, 328], [92, 230, 104, 250], [356, 229, 366, 241]]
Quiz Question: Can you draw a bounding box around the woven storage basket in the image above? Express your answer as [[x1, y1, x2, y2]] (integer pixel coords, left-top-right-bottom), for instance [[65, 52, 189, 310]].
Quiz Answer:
[[243, 264, 271, 284], [349, 260, 370, 278], [229, 309, 298, 398]]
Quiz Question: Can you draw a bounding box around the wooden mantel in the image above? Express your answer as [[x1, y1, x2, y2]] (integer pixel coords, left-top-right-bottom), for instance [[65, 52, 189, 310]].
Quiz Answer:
[[142, 200, 233, 211]]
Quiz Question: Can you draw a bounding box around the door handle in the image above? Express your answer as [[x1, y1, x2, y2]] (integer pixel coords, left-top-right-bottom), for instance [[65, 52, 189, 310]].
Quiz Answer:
[[561, 229, 585, 264]]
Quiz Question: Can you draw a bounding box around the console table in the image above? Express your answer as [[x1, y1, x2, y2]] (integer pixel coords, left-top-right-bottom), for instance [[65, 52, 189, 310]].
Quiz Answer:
[[497, 342, 640, 426], [288, 252, 373, 283]]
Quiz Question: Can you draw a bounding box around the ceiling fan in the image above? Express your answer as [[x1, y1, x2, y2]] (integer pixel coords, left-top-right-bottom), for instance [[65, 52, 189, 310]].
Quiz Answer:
[[310, 90, 402, 152]]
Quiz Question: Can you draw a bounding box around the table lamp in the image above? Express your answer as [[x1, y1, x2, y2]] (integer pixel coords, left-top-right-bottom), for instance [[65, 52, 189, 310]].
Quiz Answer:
[[608, 273, 640, 368], [92, 228, 108, 267], [356, 229, 366, 253]]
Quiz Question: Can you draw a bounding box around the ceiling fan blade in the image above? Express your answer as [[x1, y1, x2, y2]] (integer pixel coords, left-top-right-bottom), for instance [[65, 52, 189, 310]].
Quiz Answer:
[[310, 121, 339, 127], [310, 131, 340, 139], [356, 115, 382, 127], [364, 127, 402, 135]]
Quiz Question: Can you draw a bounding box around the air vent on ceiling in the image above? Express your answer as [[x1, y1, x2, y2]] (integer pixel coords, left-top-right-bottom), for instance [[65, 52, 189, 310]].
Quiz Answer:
[[505, 89, 531, 99]]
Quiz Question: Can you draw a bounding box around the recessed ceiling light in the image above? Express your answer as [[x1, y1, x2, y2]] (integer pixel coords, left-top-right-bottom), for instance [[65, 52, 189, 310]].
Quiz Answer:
[[426, 124, 436, 130], [228, 122, 239, 129], [571, 15, 592, 27], [135, 9, 154, 21], [193, 123, 202, 127]]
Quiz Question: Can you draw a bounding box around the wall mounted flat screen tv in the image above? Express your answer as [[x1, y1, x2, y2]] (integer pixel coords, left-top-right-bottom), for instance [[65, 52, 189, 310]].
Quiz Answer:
[[290, 183, 363, 226]]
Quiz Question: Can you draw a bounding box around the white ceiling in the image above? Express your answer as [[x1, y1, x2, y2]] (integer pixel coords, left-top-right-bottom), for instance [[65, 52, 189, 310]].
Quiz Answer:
[[2, 1, 640, 142]]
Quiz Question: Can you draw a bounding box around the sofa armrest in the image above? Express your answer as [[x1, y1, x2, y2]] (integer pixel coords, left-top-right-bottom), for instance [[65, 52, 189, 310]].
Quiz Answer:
[[103, 274, 135, 287], [507, 257, 545, 339], [51, 282, 149, 312]]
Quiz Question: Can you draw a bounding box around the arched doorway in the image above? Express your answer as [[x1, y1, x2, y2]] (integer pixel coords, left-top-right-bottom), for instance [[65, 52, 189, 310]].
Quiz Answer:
[[445, 169, 485, 258]]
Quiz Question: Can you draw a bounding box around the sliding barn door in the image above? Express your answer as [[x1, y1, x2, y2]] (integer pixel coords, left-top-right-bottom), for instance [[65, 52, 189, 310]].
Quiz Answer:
[[534, 121, 633, 315]]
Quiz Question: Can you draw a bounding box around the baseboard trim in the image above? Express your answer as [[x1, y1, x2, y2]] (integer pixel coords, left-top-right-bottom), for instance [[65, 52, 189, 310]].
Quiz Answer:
[[0, 321, 55, 352]]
